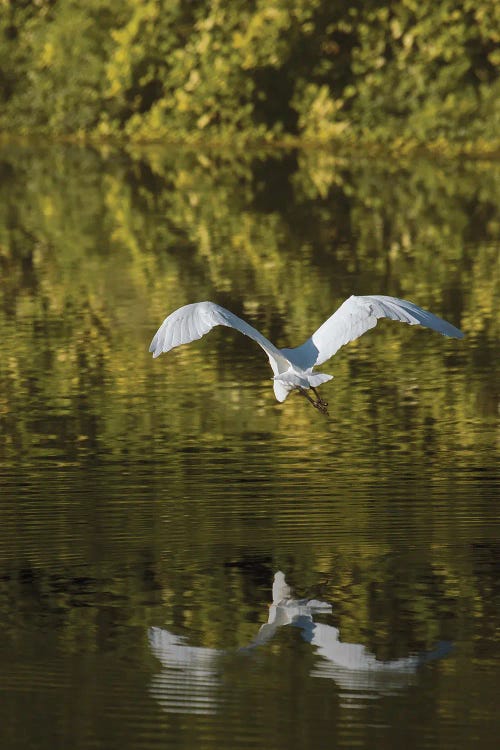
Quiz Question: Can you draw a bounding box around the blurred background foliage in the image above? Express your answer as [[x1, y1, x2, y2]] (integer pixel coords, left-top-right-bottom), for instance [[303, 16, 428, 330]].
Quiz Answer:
[[0, 143, 497, 470], [0, 0, 499, 147]]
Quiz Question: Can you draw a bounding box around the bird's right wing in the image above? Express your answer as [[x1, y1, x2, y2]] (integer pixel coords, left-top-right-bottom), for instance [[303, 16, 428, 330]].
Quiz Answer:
[[149, 301, 289, 372], [285, 295, 464, 368]]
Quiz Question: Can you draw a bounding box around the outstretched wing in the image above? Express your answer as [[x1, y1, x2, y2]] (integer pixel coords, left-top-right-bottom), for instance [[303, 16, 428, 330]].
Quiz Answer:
[[149, 301, 289, 372], [284, 295, 464, 369]]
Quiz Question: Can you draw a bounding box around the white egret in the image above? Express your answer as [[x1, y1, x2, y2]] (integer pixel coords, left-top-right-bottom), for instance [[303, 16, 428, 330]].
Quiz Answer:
[[149, 295, 463, 413]]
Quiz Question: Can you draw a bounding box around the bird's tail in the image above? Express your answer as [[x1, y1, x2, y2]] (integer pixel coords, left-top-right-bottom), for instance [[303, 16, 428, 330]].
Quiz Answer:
[[307, 372, 333, 387], [272, 371, 333, 402]]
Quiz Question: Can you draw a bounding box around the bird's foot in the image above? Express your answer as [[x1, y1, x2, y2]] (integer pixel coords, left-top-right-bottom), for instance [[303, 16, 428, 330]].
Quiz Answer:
[[311, 386, 328, 406], [313, 400, 329, 416], [311, 387, 329, 413], [297, 388, 329, 416]]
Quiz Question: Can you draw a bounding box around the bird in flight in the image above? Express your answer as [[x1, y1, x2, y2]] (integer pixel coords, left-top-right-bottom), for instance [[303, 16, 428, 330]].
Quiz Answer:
[[149, 295, 463, 414]]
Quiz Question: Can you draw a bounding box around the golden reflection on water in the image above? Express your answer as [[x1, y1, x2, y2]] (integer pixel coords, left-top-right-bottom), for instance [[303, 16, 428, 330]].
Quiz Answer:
[[0, 145, 497, 750]]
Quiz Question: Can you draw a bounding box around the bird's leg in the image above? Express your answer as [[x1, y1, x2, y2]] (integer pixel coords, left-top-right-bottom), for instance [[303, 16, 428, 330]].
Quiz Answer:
[[297, 387, 317, 406]]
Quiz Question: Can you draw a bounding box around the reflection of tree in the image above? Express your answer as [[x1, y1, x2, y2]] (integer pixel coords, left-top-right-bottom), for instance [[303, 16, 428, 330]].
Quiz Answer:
[[149, 571, 451, 715], [0, 145, 496, 466], [0, 147, 492, 660]]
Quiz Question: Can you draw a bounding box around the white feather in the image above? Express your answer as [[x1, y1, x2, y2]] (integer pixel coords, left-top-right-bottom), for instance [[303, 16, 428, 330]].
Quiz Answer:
[[150, 296, 463, 405], [149, 301, 289, 374], [284, 295, 464, 369]]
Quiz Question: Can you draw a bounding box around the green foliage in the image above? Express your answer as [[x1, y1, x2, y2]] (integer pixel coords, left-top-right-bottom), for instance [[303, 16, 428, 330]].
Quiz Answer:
[[336, 0, 500, 143], [0, 0, 498, 145], [0, 0, 120, 133]]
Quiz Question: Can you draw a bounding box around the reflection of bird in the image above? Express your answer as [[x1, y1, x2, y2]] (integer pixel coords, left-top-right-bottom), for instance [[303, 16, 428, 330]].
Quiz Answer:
[[148, 571, 451, 715], [148, 628, 222, 715], [150, 296, 463, 413], [248, 572, 450, 694]]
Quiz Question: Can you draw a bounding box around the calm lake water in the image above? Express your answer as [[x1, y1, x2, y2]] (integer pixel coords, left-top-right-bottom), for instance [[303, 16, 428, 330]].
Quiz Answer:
[[0, 144, 498, 749]]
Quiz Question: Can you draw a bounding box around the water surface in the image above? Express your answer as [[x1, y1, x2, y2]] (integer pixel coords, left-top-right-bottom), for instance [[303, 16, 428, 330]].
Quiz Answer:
[[0, 144, 498, 749]]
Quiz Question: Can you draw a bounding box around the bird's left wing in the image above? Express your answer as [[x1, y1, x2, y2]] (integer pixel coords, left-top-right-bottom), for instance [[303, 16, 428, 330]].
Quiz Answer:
[[149, 301, 289, 370], [285, 295, 464, 368]]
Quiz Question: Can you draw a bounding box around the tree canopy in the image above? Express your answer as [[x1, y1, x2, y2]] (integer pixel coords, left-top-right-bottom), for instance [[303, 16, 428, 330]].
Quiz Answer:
[[1, 0, 498, 147]]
